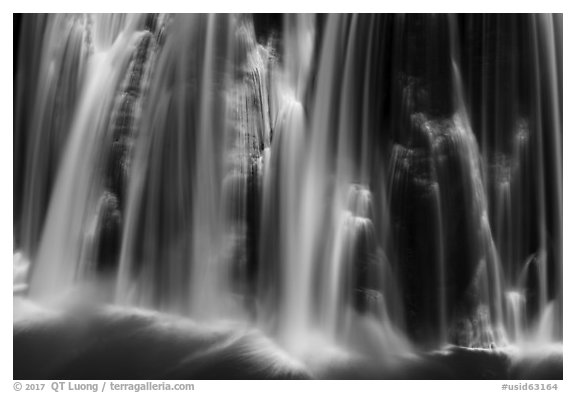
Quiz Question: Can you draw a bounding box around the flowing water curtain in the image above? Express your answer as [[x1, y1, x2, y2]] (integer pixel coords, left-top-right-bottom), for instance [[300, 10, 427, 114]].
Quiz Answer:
[[117, 14, 272, 320], [118, 14, 227, 315], [256, 14, 410, 358], [26, 15, 151, 302], [455, 14, 562, 344], [15, 13, 562, 358], [16, 15, 90, 263]]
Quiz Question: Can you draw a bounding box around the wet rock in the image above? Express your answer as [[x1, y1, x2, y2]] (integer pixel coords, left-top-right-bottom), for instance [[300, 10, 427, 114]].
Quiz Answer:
[[107, 139, 131, 205], [354, 288, 385, 316], [450, 305, 499, 348], [223, 25, 273, 302], [125, 33, 152, 97], [143, 14, 158, 34], [354, 251, 384, 293], [389, 115, 491, 345], [389, 143, 443, 343], [105, 30, 155, 207], [94, 191, 121, 272]]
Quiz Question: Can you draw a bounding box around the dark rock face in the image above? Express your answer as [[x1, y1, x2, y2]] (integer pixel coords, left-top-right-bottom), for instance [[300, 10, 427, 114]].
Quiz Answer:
[[106, 32, 154, 207], [354, 288, 385, 316], [389, 142, 443, 343], [94, 192, 121, 273], [225, 21, 273, 308], [96, 26, 158, 274], [389, 112, 492, 345], [450, 305, 498, 348], [383, 21, 474, 342], [252, 14, 283, 45], [347, 215, 387, 318]]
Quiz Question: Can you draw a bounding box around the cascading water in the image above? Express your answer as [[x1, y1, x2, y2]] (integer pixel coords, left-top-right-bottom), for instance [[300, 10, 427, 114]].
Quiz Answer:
[[14, 13, 562, 378]]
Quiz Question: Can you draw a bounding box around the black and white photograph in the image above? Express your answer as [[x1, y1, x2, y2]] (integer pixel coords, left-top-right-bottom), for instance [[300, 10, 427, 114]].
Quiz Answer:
[[11, 9, 564, 384]]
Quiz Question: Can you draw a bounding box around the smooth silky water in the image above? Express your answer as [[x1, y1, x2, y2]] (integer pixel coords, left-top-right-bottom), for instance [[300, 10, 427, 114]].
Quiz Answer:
[[13, 14, 562, 379]]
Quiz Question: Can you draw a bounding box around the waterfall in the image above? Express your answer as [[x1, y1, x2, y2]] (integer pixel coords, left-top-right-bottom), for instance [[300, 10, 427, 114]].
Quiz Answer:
[[26, 15, 148, 301], [14, 13, 562, 366]]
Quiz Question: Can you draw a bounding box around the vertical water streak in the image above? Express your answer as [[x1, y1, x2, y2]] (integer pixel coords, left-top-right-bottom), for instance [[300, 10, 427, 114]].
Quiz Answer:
[[190, 14, 228, 319], [257, 13, 316, 351], [19, 15, 90, 261], [452, 61, 506, 340], [536, 14, 562, 341], [431, 183, 448, 344]]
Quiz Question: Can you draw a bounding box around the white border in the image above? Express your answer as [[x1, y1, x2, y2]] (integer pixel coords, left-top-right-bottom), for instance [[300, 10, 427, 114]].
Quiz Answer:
[[2, 4, 572, 392]]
